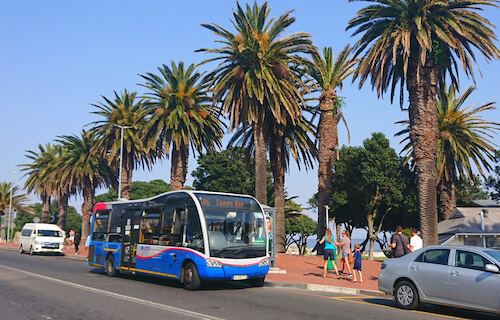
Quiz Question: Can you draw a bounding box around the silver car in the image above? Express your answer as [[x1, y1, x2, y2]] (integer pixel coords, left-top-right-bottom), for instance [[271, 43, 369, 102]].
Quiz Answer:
[[378, 245, 500, 315]]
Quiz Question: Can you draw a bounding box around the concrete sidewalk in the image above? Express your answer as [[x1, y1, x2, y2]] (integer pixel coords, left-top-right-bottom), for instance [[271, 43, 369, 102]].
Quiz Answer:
[[0, 242, 385, 296]]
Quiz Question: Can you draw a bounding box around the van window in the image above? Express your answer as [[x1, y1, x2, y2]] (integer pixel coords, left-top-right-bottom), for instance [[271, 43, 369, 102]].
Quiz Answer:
[[22, 229, 33, 237], [37, 230, 62, 237]]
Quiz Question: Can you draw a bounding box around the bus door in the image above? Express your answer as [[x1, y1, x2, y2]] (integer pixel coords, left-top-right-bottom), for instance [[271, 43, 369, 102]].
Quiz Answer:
[[121, 209, 141, 270]]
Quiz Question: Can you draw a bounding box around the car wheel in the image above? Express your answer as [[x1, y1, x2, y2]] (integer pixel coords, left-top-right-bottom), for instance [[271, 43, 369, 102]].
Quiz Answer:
[[183, 262, 201, 291], [249, 276, 265, 287], [105, 255, 117, 277], [19, 245, 24, 254], [394, 280, 419, 310], [29, 246, 34, 255]]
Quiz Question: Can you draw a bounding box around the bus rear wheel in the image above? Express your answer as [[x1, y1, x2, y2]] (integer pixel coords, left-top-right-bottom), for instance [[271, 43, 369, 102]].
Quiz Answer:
[[183, 262, 201, 291], [105, 255, 117, 277]]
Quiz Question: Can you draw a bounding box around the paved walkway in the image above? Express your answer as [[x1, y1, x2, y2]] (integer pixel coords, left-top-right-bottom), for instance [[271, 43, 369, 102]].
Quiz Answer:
[[0, 242, 384, 295], [267, 254, 383, 295]]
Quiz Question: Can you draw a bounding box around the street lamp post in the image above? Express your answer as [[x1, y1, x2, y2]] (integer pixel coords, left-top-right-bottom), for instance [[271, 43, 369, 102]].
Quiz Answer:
[[324, 205, 330, 229], [7, 171, 18, 243], [114, 125, 131, 200]]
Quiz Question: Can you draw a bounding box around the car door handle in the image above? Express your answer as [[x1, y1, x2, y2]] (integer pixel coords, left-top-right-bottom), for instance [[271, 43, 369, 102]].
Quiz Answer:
[[450, 271, 460, 276], [411, 266, 420, 270]]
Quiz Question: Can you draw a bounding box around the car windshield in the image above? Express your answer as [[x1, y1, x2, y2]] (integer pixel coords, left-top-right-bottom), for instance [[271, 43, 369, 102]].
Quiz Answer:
[[37, 230, 62, 237], [484, 250, 500, 263]]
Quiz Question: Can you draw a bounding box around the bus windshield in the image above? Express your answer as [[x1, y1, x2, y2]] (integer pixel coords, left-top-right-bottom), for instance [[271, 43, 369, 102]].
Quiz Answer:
[[195, 193, 266, 259], [204, 210, 266, 258]]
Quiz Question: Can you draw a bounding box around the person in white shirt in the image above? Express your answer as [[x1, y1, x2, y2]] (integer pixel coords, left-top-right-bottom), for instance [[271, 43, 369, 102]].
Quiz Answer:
[[409, 228, 423, 252]]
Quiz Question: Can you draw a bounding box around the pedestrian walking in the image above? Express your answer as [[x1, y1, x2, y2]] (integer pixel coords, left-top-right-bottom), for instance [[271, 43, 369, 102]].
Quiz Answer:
[[388, 226, 409, 258], [352, 244, 363, 283], [317, 229, 341, 279], [339, 230, 353, 277], [85, 234, 90, 251], [74, 232, 81, 254], [409, 228, 423, 252], [69, 229, 75, 248]]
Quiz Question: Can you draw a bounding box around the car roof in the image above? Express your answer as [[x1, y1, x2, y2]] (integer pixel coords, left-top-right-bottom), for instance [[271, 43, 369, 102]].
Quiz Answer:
[[422, 245, 499, 253]]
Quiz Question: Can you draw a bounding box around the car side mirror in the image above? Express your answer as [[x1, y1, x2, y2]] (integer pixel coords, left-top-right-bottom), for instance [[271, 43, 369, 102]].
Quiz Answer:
[[485, 264, 499, 273]]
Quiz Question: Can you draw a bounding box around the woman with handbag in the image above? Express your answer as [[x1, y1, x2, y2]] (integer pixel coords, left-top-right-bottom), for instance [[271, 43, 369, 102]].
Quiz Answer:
[[317, 229, 341, 279]]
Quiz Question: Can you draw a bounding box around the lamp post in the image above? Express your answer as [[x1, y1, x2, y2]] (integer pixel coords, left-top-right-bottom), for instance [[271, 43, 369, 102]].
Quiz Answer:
[[324, 205, 330, 229], [7, 171, 17, 243], [114, 125, 131, 200]]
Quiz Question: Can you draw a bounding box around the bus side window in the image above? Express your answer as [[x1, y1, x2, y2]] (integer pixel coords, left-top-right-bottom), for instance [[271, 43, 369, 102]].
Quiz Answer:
[[93, 210, 110, 240], [140, 209, 161, 245], [171, 208, 183, 245], [159, 207, 174, 246]]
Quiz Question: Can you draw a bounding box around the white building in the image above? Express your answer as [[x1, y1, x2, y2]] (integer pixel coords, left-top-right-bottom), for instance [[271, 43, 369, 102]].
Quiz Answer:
[[438, 200, 500, 248]]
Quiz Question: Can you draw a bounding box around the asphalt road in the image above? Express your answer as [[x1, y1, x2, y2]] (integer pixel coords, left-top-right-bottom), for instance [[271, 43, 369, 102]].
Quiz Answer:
[[0, 249, 496, 320]]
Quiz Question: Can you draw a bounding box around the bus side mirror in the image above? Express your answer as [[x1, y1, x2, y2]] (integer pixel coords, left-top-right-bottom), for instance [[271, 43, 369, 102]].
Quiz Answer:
[[180, 210, 188, 225]]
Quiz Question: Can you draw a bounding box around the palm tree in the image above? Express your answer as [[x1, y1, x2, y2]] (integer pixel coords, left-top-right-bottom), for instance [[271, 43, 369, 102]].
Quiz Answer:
[[0, 182, 34, 217], [140, 61, 225, 190], [306, 45, 357, 241], [397, 84, 499, 220], [347, 0, 500, 245], [55, 130, 116, 242], [230, 110, 317, 252], [20, 143, 59, 223], [45, 144, 72, 231], [88, 90, 152, 199], [198, 1, 313, 204]]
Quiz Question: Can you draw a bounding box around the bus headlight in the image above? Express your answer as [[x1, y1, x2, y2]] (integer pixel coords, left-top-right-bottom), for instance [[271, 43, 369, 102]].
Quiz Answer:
[[258, 258, 270, 267], [206, 259, 222, 268]]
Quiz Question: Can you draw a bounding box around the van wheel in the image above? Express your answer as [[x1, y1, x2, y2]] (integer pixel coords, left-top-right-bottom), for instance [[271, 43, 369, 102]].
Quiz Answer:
[[19, 245, 24, 254], [105, 255, 117, 277], [29, 246, 34, 255], [183, 262, 201, 291]]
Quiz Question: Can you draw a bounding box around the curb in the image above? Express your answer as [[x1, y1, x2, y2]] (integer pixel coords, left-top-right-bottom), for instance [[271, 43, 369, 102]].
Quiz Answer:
[[0, 245, 88, 261], [264, 281, 386, 297]]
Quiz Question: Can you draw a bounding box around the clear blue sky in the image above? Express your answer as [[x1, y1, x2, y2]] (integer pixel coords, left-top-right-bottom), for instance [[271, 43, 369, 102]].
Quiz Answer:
[[1, 1, 499, 224]]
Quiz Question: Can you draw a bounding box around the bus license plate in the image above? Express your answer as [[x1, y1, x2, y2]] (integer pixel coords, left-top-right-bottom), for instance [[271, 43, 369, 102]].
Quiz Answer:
[[233, 275, 248, 280]]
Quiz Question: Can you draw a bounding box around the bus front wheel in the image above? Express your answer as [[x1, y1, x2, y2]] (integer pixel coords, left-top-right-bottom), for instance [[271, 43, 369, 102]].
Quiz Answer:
[[183, 262, 201, 291], [249, 276, 265, 287], [105, 255, 117, 277]]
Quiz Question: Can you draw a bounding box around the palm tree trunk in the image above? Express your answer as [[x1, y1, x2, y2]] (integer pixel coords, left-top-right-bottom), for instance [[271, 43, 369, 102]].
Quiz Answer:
[[57, 192, 69, 232], [171, 143, 189, 191], [41, 192, 51, 223], [438, 179, 456, 221], [407, 57, 440, 246], [120, 153, 133, 200], [270, 130, 286, 253], [317, 90, 338, 243], [81, 182, 95, 244], [254, 107, 268, 205]]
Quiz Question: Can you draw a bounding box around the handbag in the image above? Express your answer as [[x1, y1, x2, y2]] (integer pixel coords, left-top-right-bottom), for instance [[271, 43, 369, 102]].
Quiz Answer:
[[383, 246, 393, 258], [348, 253, 355, 265]]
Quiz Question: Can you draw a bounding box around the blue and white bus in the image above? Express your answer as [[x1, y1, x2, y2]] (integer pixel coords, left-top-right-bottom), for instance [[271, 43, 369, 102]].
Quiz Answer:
[[88, 190, 270, 290]]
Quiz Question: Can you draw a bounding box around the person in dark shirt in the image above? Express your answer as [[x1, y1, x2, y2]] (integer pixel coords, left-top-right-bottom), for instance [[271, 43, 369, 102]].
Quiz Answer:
[[352, 243, 363, 283], [74, 232, 81, 254], [389, 226, 409, 258]]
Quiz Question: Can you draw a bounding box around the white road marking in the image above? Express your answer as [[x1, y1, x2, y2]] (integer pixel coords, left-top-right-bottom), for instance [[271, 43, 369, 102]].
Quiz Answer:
[[0, 264, 225, 320]]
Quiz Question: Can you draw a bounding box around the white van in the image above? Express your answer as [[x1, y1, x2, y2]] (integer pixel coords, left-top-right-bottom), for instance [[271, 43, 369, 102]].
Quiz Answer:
[[19, 223, 65, 255]]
